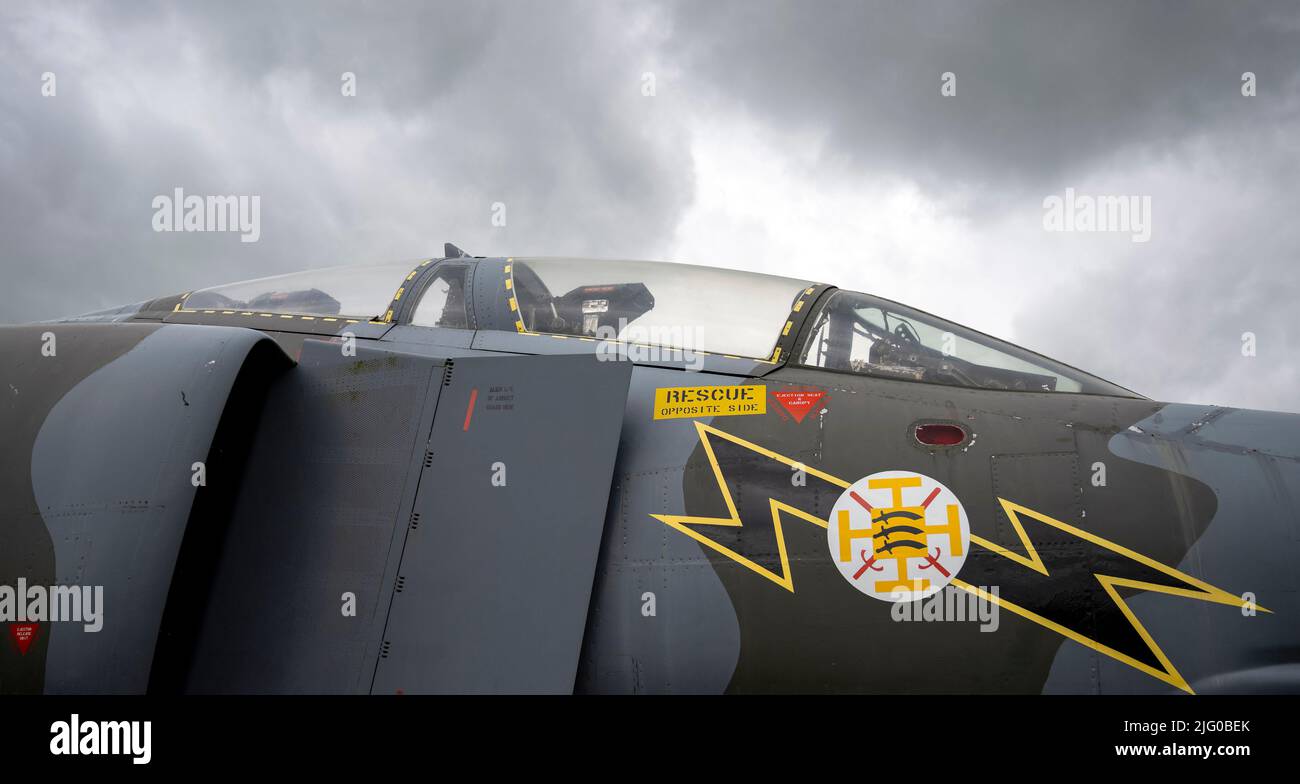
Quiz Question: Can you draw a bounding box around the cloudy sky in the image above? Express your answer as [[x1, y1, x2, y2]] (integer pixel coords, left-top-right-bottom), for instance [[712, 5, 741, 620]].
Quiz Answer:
[[2, 1, 1298, 411]]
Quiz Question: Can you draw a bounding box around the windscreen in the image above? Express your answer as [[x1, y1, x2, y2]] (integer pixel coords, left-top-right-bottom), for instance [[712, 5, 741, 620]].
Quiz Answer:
[[799, 289, 1137, 397]]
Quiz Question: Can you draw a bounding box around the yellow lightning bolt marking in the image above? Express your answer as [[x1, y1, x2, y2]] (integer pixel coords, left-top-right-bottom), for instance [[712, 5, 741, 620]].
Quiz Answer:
[[650, 421, 1267, 694], [650, 421, 843, 591], [958, 499, 1269, 694]]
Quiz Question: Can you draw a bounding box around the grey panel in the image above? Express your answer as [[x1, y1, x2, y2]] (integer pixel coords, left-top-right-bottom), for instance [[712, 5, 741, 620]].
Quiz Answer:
[[383, 324, 476, 351], [575, 366, 744, 694], [25, 325, 279, 693], [468, 257, 512, 330], [184, 340, 443, 693], [469, 329, 769, 376], [1047, 404, 1300, 694], [372, 354, 632, 694]]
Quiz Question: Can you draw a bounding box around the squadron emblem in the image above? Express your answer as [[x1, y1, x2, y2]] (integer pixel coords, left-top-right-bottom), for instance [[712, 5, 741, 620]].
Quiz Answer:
[[828, 471, 970, 602]]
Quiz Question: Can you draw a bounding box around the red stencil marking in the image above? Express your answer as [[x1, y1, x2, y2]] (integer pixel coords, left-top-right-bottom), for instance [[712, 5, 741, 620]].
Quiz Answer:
[[463, 387, 479, 431], [9, 623, 39, 656], [771, 389, 827, 423]]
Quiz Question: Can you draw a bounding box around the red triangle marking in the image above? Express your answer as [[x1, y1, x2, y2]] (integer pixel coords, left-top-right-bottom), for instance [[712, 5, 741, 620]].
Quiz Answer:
[[9, 623, 40, 656], [771, 389, 828, 424]]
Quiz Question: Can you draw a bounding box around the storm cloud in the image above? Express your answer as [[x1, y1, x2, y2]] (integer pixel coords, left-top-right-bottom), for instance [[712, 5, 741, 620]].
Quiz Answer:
[[0, 0, 692, 315], [2, 1, 1298, 410]]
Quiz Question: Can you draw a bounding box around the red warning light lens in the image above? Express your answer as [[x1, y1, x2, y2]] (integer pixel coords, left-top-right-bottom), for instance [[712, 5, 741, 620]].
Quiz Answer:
[[915, 423, 966, 446]]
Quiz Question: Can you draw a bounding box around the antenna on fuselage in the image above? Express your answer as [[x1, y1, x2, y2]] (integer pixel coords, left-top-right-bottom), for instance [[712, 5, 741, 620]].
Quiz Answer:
[[444, 243, 472, 259]]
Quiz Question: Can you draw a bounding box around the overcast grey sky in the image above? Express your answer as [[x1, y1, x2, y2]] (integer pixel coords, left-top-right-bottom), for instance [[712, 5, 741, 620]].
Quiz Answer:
[[2, 1, 1298, 411]]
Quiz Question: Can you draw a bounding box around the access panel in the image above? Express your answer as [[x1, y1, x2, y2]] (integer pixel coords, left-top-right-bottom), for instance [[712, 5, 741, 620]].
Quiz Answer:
[[372, 354, 632, 694], [182, 340, 443, 693]]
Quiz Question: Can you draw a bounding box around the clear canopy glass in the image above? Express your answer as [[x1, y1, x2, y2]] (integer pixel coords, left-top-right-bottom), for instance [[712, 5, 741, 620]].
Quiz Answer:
[[799, 289, 1134, 396], [510, 258, 813, 360], [183, 261, 418, 318]]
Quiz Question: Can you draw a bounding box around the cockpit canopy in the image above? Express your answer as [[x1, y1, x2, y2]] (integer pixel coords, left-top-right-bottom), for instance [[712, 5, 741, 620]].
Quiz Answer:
[[122, 255, 1134, 397]]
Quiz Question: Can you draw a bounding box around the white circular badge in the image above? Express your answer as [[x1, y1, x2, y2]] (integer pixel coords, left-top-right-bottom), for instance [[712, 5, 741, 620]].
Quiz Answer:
[[827, 470, 971, 602]]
